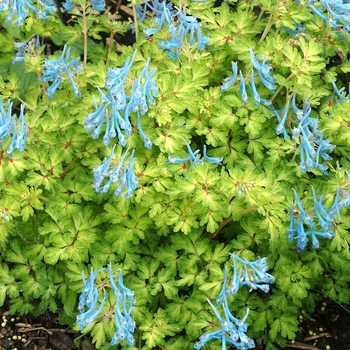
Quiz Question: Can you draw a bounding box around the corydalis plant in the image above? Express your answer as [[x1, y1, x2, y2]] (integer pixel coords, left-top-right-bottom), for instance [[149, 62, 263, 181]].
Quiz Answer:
[[195, 254, 275, 349], [77, 264, 136, 347]]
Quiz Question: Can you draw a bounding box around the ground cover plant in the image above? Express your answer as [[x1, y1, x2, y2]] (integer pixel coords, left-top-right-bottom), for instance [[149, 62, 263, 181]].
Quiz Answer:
[[0, 0, 350, 349]]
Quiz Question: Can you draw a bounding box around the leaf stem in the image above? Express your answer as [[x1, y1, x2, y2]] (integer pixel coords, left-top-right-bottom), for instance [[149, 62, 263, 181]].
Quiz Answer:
[[270, 73, 294, 103]]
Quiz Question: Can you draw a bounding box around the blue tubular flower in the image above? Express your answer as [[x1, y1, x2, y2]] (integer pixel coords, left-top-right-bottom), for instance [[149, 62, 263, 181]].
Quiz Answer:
[[249, 48, 276, 93], [77, 264, 136, 346], [13, 35, 40, 63], [92, 145, 116, 191], [217, 254, 275, 301], [275, 98, 290, 137], [288, 188, 342, 251], [0, 101, 28, 157], [195, 297, 255, 350], [143, 2, 208, 57], [281, 21, 306, 35], [166, 154, 196, 164], [239, 71, 248, 103], [109, 264, 136, 347], [13, 103, 29, 153], [137, 112, 152, 149], [328, 76, 349, 103], [3, 0, 56, 26], [62, 0, 74, 11], [91, 0, 106, 11], [293, 189, 313, 225], [220, 62, 238, 92], [308, 0, 350, 31], [203, 144, 223, 165], [76, 268, 107, 330], [125, 150, 138, 199], [249, 70, 261, 105], [183, 138, 203, 167], [42, 45, 82, 99], [110, 147, 130, 183], [0, 99, 13, 141], [287, 203, 297, 242]]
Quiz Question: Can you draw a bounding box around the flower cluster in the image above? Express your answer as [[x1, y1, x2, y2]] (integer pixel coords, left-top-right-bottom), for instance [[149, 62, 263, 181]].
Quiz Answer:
[[77, 264, 135, 346], [62, 0, 106, 12], [308, 0, 350, 33], [291, 95, 335, 174], [194, 299, 255, 350], [13, 35, 40, 64], [84, 51, 157, 148], [76, 267, 107, 330], [108, 265, 136, 346], [92, 145, 138, 199], [220, 48, 276, 107], [138, 0, 209, 59], [216, 254, 275, 304], [41, 45, 82, 99], [0, 0, 56, 26], [286, 187, 350, 252], [195, 254, 274, 349], [166, 139, 223, 166], [0, 99, 28, 157]]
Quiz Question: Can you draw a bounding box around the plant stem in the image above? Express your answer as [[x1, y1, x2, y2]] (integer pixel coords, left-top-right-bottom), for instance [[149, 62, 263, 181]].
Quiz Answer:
[[253, 7, 264, 31], [60, 156, 79, 181], [38, 195, 50, 202], [82, 5, 88, 66], [259, 13, 274, 43], [133, 4, 139, 42], [270, 73, 294, 103]]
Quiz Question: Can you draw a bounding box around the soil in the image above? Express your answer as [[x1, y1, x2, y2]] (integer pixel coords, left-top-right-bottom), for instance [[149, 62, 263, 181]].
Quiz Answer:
[[0, 298, 349, 350]]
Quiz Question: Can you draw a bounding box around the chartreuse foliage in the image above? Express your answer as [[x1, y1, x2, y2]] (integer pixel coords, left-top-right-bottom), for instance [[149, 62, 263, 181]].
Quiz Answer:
[[0, 0, 350, 349]]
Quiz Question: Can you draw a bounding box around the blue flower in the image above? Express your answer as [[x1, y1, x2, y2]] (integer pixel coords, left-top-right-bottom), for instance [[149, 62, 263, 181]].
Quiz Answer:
[[62, 0, 74, 11], [3, 0, 56, 26], [0, 100, 28, 158], [216, 254, 275, 305], [194, 297, 255, 350], [239, 71, 248, 103], [88, 51, 157, 147], [203, 144, 223, 165], [108, 264, 136, 347], [328, 75, 349, 103], [76, 265, 136, 346], [76, 267, 107, 330], [13, 35, 40, 63], [91, 0, 106, 11], [42, 45, 82, 99], [220, 62, 238, 92], [142, 1, 209, 58], [287, 188, 342, 251]]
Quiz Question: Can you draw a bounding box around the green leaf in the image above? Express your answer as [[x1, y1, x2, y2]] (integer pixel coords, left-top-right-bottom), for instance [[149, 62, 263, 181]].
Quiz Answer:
[[157, 268, 178, 299], [269, 313, 298, 340]]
